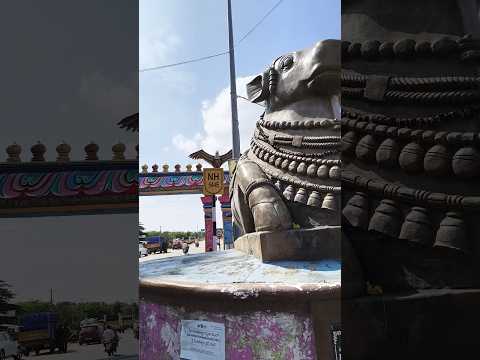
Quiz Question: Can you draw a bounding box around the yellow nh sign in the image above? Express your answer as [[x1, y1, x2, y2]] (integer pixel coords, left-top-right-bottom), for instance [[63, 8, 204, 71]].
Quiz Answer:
[[203, 168, 225, 195]]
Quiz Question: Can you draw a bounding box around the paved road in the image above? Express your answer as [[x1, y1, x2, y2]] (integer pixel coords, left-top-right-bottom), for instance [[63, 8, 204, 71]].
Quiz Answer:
[[139, 239, 234, 262], [23, 329, 138, 360], [139, 240, 206, 261]]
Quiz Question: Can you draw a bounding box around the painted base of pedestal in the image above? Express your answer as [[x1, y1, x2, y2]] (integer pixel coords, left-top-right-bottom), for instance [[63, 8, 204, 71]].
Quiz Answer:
[[140, 302, 317, 359], [139, 250, 341, 360]]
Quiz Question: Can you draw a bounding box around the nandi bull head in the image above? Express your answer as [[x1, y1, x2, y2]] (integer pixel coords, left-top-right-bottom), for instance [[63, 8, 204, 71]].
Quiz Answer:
[[246, 39, 340, 113], [231, 40, 341, 237]]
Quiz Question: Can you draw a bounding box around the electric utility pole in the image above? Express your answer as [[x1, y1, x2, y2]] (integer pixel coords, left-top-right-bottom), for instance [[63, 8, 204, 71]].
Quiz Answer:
[[227, 0, 241, 159]]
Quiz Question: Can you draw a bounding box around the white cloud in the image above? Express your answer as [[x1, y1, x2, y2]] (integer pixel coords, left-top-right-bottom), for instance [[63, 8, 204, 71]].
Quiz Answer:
[[79, 72, 137, 117], [172, 75, 264, 161], [139, 21, 196, 94], [139, 24, 181, 70], [172, 133, 203, 155]]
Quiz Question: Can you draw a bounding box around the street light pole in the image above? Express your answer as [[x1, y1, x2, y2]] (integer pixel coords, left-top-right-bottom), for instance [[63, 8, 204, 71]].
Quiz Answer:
[[227, 0, 241, 159]]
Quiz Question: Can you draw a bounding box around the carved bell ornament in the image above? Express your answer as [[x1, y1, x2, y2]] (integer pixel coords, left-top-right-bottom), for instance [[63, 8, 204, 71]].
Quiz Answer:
[[368, 199, 402, 238], [355, 134, 378, 163], [376, 138, 399, 168], [342, 192, 369, 229], [288, 161, 298, 173], [296, 162, 307, 175], [433, 212, 469, 253], [452, 147, 480, 178], [307, 191, 322, 207], [282, 185, 295, 201], [306, 164, 318, 177], [321, 193, 338, 212], [341, 130, 358, 155], [329, 165, 341, 179], [423, 144, 452, 176], [399, 207, 434, 246], [399, 142, 425, 173], [293, 188, 308, 204], [317, 164, 330, 178]]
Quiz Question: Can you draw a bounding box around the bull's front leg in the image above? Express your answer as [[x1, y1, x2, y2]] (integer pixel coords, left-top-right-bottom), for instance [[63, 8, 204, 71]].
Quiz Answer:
[[233, 159, 292, 234]]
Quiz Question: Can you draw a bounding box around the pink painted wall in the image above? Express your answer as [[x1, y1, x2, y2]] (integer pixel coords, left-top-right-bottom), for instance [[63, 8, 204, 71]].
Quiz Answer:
[[140, 301, 317, 359]]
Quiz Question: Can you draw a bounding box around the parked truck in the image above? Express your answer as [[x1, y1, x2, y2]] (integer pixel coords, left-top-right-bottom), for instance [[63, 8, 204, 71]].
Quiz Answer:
[[144, 236, 168, 254], [17, 312, 64, 356], [79, 319, 103, 345]]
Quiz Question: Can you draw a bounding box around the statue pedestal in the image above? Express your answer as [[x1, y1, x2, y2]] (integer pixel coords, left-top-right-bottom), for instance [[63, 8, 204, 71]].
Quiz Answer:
[[234, 226, 341, 261], [139, 249, 340, 359]]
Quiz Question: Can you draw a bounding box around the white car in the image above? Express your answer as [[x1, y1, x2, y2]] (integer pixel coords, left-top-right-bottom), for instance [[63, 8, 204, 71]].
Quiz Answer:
[[0, 331, 19, 359], [139, 243, 148, 257]]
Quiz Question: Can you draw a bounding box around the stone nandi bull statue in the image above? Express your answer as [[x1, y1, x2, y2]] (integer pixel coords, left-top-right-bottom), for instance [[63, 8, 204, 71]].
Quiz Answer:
[[230, 40, 341, 237]]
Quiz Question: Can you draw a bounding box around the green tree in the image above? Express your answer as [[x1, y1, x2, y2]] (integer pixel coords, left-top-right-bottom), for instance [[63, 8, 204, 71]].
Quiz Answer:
[[16, 301, 139, 330]]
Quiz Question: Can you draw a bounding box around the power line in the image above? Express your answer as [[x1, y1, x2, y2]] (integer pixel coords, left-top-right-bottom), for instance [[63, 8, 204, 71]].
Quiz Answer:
[[139, 51, 229, 72], [139, 0, 284, 73], [236, 0, 284, 44]]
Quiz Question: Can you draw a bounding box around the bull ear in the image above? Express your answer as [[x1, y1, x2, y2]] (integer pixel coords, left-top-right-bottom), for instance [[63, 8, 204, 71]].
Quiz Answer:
[[246, 74, 267, 103]]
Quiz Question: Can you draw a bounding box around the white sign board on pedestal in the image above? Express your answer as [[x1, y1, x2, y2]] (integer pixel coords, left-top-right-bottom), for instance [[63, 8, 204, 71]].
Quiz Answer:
[[180, 320, 225, 360]]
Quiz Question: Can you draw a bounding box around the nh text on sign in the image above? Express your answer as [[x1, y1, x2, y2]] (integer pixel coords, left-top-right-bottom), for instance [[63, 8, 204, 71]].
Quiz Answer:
[[203, 168, 225, 195]]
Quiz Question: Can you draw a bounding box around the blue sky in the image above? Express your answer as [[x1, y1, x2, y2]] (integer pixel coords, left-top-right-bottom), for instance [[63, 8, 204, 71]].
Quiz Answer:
[[140, 0, 340, 232]]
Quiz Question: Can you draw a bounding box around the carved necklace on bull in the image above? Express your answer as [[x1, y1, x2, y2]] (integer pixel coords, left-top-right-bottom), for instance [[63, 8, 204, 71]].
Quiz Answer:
[[341, 32, 480, 253], [246, 52, 341, 212]]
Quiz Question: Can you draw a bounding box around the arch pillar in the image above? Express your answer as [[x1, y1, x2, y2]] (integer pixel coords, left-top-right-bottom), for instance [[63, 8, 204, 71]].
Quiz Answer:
[[201, 196, 216, 252], [219, 192, 233, 249]]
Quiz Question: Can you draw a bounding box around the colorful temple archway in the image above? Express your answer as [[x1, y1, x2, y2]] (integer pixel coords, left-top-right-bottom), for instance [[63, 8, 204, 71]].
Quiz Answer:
[[139, 163, 233, 250]]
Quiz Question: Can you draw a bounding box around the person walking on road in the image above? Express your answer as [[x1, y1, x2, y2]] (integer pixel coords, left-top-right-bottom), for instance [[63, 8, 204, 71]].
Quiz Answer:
[[182, 241, 189, 255], [102, 325, 119, 351]]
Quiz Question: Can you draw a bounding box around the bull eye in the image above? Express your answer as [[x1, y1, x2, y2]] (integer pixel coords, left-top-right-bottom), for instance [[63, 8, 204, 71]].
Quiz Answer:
[[280, 55, 294, 72]]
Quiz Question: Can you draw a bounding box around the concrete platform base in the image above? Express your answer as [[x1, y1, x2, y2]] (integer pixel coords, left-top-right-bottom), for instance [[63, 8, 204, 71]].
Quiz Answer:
[[139, 250, 341, 359], [234, 226, 341, 261]]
